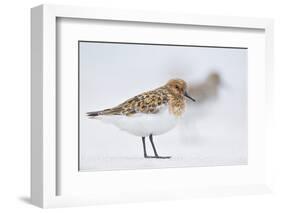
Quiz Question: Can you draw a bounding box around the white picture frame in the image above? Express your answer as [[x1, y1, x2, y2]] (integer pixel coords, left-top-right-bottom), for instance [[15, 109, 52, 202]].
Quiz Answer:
[[31, 4, 274, 208]]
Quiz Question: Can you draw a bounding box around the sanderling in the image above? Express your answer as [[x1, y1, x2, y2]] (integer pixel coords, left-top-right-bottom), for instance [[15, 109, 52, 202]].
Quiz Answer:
[[189, 72, 221, 104], [181, 73, 221, 140], [87, 79, 195, 159]]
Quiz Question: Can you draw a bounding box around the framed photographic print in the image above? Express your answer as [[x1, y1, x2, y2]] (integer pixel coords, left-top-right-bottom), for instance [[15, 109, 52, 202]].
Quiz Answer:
[[78, 41, 247, 171], [31, 4, 274, 208]]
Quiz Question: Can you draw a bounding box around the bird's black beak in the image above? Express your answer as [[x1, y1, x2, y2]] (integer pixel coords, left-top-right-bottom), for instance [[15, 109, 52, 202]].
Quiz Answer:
[[184, 91, 196, 102]]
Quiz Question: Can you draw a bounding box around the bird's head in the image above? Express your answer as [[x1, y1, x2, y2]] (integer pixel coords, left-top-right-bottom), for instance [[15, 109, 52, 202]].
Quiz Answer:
[[166, 79, 196, 102], [206, 72, 221, 86]]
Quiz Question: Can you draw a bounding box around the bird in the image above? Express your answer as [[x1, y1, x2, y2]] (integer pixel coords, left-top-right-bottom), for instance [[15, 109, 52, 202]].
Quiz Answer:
[[86, 79, 196, 159], [179, 72, 222, 141], [189, 72, 221, 104]]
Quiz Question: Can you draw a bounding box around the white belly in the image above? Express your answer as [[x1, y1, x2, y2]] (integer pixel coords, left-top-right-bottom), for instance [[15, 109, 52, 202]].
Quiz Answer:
[[95, 107, 179, 137]]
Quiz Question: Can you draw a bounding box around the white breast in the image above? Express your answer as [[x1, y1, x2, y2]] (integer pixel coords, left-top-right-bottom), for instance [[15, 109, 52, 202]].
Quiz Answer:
[[95, 106, 179, 137]]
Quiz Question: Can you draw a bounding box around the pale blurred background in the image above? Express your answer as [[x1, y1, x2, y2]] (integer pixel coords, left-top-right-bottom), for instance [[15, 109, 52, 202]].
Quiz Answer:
[[79, 42, 247, 171]]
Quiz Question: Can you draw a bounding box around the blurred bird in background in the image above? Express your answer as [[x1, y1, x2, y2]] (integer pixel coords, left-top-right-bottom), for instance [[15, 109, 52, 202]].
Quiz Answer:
[[189, 72, 221, 104], [180, 71, 222, 142]]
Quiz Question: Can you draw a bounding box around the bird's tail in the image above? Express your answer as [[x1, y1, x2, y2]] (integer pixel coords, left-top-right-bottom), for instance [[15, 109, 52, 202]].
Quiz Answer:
[[86, 111, 101, 117], [86, 107, 122, 118]]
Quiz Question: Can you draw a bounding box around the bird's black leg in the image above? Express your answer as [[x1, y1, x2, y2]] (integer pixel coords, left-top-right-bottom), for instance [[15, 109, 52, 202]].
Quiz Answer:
[[149, 134, 171, 159], [149, 134, 159, 157], [142, 137, 149, 158]]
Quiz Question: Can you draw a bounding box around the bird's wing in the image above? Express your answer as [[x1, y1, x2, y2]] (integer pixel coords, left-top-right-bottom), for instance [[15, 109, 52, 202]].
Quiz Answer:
[[87, 88, 169, 117], [119, 89, 169, 116]]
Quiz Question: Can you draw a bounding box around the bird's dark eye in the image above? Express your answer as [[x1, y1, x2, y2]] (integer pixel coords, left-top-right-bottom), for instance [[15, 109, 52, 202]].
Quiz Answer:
[[175, 85, 179, 89]]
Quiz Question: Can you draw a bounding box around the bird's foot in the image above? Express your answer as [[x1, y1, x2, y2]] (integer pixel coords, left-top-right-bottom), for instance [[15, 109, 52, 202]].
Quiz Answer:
[[155, 156, 171, 159], [144, 155, 155, 158], [144, 155, 171, 159]]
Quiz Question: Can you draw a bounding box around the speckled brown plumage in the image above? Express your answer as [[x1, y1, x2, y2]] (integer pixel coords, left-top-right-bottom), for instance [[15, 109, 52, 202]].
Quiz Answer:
[[87, 79, 192, 117]]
